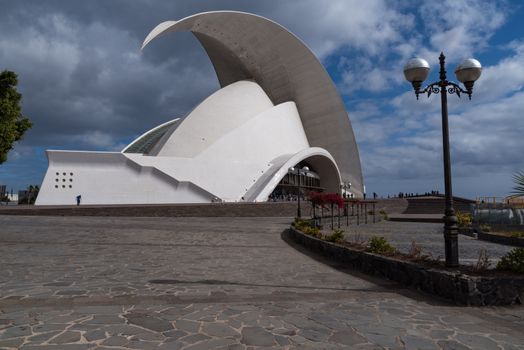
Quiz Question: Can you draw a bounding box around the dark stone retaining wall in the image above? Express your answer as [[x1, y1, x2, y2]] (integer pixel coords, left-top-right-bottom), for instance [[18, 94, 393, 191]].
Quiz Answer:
[[0, 198, 404, 218], [476, 231, 524, 248], [0, 202, 311, 217], [287, 227, 524, 306]]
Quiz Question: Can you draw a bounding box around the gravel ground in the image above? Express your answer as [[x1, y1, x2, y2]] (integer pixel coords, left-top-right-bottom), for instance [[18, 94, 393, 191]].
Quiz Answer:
[[338, 220, 515, 266]]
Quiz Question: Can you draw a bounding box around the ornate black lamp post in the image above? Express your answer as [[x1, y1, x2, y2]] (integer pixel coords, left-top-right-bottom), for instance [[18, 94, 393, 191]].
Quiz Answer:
[[403, 52, 482, 267], [289, 166, 309, 218]]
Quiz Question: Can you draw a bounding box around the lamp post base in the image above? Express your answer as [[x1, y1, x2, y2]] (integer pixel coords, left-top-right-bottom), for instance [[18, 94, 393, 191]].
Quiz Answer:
[[444, 214, 459, 267]]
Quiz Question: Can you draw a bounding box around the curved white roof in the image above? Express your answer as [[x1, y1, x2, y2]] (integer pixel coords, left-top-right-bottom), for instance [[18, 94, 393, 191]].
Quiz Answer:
[[142, 11, 364, 196]]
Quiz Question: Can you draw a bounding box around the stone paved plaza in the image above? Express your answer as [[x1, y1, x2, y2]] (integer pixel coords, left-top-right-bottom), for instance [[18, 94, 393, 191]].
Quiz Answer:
[[0, 215, 523, 349]]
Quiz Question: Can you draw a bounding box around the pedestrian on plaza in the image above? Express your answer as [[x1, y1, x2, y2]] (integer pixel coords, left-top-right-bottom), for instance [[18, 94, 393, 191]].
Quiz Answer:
[[76, 195, 81, 206]]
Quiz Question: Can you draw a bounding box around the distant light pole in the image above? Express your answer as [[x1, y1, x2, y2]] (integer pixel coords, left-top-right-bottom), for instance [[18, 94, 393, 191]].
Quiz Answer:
[[404, 52, 482, 267], [290, 166, 309, 218]]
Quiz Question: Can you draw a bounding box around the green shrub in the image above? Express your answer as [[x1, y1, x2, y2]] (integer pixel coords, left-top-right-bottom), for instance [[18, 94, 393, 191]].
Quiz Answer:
[[456, 211, 472, 228], [497, 248, 524, 273], [325, 229, 345, 243], [293, 218, 322, 238], [293, 218, 312, 231], [379, 210, 388, 220], [367, 236, 396, 255], [480, 224, 491, 232], [510, 231, 524, 238], [303, 226, 322, 238]]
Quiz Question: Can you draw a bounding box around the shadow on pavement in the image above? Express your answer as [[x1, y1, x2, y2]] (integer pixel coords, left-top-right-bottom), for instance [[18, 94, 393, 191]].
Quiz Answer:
[[280, 229, 454, 307]]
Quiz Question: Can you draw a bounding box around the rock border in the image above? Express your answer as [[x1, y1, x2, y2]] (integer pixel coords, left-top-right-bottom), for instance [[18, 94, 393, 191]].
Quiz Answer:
[[286, 226, 524, 306], [475, 229, 524, 248]]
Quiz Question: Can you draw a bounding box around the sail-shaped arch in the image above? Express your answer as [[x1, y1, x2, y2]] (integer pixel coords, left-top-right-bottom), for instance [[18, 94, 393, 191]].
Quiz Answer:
[[142, 11, 364, 196]]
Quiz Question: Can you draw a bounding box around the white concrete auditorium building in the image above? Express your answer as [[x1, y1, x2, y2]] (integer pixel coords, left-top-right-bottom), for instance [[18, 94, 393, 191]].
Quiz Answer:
[[36, 11, 364, 205]]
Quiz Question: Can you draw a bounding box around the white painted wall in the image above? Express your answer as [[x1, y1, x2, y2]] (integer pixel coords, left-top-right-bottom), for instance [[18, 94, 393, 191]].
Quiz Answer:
[[36, 151, 213, 205], [36, 81, 339, 205], [155, 80, 274, 158]]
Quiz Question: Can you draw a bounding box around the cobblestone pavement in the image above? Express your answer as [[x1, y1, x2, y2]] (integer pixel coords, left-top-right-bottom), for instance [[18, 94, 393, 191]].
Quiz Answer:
[[0, 215, 523, 349], [339, 220, 514, 266]]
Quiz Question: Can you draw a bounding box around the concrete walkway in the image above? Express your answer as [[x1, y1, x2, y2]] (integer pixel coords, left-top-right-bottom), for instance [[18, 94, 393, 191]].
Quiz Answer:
[[0, 216, 523, 349]]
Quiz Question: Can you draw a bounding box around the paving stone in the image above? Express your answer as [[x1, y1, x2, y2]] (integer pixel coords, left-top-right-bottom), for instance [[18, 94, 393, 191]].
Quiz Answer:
[[240, 326, 276, 346], [74, 306, 123, 315], [43, 282, 73, 287], [0, 325, 32, 339], [126, 339, 163, 350], [48, 331, 81, 344], [179, 333, 211, 344], [125, 314, 173, 332], [55, 290, 87, 296], [226, 318, 242, 329], [174, 319, 200, 333], [455, 334, 500, 350], [299, 328, 330, 342], [329, 330, 368, 346], [85, 315, 123, 325], [275, 334, 290, 346], [202, 322, 239, 337], [84, 329, 106, 341], [0, 337, 25, 348], [130, 331, 164, 341], [216, 344, 245, 350], [102, 335, 128, 346], [157, 342, 184, 350], [162, 329, 187, 340], [102, 324, 144, 336], [27, 330, 61, 343], [20, 346, 91, 350], [429, 330, 453, 339], [184, 338, 237, 350], [437, 340, 472, 350], [401, 335, 438, 350]]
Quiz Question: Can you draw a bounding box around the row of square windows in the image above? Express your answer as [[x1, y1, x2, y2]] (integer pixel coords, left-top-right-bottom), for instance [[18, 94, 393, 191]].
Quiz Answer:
[[56, 172, 74, 176], [55, 185, 73, 189], [56, 178, 73, 182]]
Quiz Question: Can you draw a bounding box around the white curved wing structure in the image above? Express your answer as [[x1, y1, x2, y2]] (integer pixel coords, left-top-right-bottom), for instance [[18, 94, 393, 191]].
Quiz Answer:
[[35, 11, 363, 205], [142, 11, 364, 196]]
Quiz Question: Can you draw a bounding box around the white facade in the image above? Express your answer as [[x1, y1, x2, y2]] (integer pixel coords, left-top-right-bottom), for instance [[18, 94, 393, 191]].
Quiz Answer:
[[36, 11, 363, 205]]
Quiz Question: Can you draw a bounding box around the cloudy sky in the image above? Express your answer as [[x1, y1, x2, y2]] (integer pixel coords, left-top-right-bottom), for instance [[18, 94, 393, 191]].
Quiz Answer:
[[1, 0, 523, 199]]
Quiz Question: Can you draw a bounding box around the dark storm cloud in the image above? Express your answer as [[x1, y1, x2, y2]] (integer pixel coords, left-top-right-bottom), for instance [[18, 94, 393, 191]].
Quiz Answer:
[[0, 0, 408, 150], [0, 1, 249, 149]]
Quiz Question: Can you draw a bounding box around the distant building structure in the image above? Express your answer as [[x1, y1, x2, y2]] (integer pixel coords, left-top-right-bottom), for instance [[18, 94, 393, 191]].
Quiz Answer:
[[36, 11, 363, 205]]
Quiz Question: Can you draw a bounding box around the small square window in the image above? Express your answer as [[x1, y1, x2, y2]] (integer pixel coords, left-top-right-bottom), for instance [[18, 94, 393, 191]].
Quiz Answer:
[[63, 172, 66, 176], [56, 172, 59, 175], [55, 185, 58, 188], [69, 179, 73, 182], [69, 185, 72, 188], [55, 179, 59, 182], [62, 185, 65, 188], [70, 172, 73, 176]]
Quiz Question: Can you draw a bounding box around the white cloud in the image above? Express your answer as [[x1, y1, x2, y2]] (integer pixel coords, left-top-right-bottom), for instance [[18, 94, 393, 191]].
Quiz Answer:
[[419, 0, 506, 59], [271, 0, 413, 58]]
